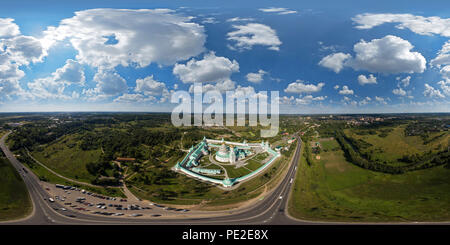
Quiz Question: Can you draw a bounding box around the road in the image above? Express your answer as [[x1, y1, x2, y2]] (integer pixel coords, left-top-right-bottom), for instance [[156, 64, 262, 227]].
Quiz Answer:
[[0, 131, 313, 225]]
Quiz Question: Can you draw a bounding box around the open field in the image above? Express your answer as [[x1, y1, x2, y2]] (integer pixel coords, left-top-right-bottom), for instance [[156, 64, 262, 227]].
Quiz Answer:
[[19, 153, 125, 198], [289, 138, 450, 222], [32, 134, 102, 183], [0, 157, 32, 221], [344, 125, 449, 164]]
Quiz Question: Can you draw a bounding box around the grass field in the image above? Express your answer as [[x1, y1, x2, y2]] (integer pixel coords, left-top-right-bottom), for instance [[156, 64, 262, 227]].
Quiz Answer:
[[245, 159, 263, 171], [344, 125, 449, 164], [288, 138, 450, 222], [32, 134, 101, 183], [222, 165, 252, 178], [0, 157, 32, 221], [20, 155, 125, 198]]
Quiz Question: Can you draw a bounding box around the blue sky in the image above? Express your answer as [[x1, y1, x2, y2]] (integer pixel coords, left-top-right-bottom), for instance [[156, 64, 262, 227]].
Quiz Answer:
[[0, 0, 449, 113]]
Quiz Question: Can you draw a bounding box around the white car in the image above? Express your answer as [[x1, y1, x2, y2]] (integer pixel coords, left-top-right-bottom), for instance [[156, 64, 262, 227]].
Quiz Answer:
[[279, 196, 283, 200], [60, 208, 67, 211]]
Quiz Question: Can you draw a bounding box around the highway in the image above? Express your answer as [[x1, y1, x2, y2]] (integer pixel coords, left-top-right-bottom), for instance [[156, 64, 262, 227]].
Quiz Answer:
[[0, 131, 310, 225]]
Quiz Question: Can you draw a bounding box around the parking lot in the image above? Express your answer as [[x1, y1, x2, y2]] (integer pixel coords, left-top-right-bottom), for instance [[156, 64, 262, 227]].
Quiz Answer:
[[42, 182, 190, 218]]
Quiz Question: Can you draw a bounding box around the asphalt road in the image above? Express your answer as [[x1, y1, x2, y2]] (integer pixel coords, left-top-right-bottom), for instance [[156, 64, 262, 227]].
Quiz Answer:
[[0, 131, 312, 225]]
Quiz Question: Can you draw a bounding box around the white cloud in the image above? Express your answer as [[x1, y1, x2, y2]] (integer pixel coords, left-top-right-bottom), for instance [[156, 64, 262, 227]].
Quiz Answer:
[[359, 97, 372, 105], [113, 93, 156, 103], [352, 13, 450, 37], [348, 35, 426, 74], [0, 18, 48, 100], [438, 80, 450, 96], [27, 77, 69, 100], [83, 69, 128, 101], [227, 23, 281, 51], [423, 83, 445, 98], [53, 59, 85, 85], [318, 53, 351, 73], [227, 17, 255, 22], [375, 96, 387, 104], [431, 41, 450, 67], [27, 59, 85, 100], [0, 18, 20, 38], [295, 95, 327, 105], [42, 8, 206, 68], [173, 51, 239, 83], [246, 69, 267, 83], [392, 87, 406, 96], [320, 36, 426, 74], [259, 7, 298, 15], [397, 76, 411, 87], [201, 17, 219, 24], [339, 85, 354, 95], [135, 75, 168, 96], [284, 80, 325, 93], [333, 85, 340, 90], [431, 41, 450, 81], [188, 79, 236, 93], [278, 95, 295, 105], [357, 74, 377, 85]]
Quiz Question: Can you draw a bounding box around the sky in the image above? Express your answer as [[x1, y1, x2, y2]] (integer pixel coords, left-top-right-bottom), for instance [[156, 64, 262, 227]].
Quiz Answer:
[[0, 0, 449, 113]]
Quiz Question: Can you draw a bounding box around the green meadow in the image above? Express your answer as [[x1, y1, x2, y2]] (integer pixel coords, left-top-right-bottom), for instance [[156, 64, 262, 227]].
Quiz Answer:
[[289, 138, 450, 222]]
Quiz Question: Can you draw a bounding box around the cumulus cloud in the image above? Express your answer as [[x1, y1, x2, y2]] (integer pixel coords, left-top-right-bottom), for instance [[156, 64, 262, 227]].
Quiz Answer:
[[53, 59, 85, 85], [392, 87, 407, 96], [438, 80, 450, 96], [357, 74, 377, 85], [27, 77, 69, 100], [26, 59, 85, 100], [134, 75, 169, 102], [0, 18, 20, 38], [113, 93, 156, 103], [397, 76, 411, 87], [0, 18, 47, 100], [320, 35, 426, 74], [352, 13, 450, 37], [173, 51, 239, 83], [359, 96, 372, 106], [227, 23, 282, 51], [188, 79, 236, 93], [339, 85, 354, 95], [42, 8, 206, 68], [284, 80, 325, 93], [246, 69, 267, 83], [259, 7, 297, 15], [431, 41, 450, 81], [423, 83, 445, 98], [318, 53, 351, 73], [83, 69, 128, 101], [2, 35, 45, 65], [348, 35, 426, 74], [431, 41, 450, 67], [295, 95, 327, 105]]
